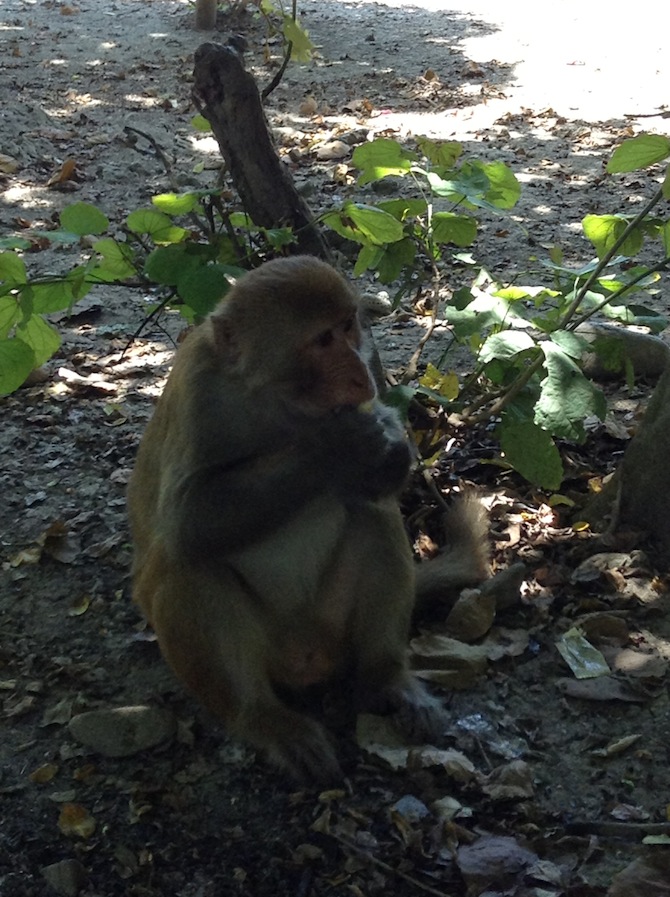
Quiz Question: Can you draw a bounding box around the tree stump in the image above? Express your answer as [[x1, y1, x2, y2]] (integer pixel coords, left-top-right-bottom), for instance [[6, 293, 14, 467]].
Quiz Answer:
[[192, 41, 332, 259]]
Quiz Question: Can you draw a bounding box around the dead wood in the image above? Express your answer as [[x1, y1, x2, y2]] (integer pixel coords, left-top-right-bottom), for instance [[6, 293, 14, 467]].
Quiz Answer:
[[192, 41, 332, 260]]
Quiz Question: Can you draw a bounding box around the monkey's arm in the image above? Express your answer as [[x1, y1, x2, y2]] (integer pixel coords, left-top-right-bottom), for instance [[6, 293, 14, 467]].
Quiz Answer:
[[169, 448, 327, 558], [167, 404, 410, 559]]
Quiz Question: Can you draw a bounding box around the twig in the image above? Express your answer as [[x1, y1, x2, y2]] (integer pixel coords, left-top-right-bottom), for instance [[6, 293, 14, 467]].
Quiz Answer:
[[261, 0, 296, 100], [331, 833, 453, 897], [124, 125, 175, 187]]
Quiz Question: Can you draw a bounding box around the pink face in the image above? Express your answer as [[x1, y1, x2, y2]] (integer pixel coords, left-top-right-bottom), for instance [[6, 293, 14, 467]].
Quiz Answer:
[[299, 313, 376, 413]]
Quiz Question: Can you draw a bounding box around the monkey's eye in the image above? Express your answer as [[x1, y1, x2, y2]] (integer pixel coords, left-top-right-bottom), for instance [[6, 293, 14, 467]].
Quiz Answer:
[[315, 329, 334, 348]]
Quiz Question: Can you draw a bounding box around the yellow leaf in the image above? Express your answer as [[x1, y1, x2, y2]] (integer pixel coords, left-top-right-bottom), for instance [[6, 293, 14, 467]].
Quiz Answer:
[[58, 803, 96, 839], [29, 762, 59, 784]]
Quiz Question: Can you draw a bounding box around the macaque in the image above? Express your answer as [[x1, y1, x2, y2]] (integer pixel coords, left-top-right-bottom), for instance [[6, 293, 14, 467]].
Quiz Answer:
[[127, 256, 488, 780]]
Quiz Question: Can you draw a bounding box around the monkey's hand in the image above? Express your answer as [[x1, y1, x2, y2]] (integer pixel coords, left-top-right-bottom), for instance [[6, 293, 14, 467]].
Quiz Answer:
[[310, 404, 412, 501]]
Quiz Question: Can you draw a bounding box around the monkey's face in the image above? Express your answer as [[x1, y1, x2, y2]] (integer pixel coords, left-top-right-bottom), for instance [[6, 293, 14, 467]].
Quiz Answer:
[[290, 312, 377, 416]]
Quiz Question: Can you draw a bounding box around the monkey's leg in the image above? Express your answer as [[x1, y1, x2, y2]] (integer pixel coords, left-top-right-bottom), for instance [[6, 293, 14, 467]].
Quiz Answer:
[[345, 503, 449, 743], [147, 563, 341, 781]]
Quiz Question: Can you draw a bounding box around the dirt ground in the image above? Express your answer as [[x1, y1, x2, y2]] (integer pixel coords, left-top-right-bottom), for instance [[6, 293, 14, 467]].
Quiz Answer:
[[2, 0, 670, 894]]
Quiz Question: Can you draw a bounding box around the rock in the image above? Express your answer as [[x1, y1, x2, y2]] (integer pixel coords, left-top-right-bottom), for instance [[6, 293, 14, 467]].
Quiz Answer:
[[68, 705, 176, 757], [41, 859, 87, 896]]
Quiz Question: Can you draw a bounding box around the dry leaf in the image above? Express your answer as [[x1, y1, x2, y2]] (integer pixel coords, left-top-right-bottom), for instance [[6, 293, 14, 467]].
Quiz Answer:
[[58, 803, 96, 839], [46, 158, 77, 187]]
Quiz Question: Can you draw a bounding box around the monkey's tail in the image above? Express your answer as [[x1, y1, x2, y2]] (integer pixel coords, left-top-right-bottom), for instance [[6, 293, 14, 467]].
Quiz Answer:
[[413, 494, 490, 610]]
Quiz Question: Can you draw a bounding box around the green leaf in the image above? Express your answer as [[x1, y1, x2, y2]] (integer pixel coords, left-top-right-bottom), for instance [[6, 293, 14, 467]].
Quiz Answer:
[[374, 239, 416, 283], [177, 264, 235, 317], [152, 192, 202, 215], [16, 315, 61, 367], [549, 329, 590, 360], [31, 280, 78, 314], [352, 139, 415, 186], [377, 198, 428, 220], [90, 239, 137, 282], [479, 160, 521, 209], [60, 202, 109, 236], [536, 342, 607, 442], [416, 138, 462, 168], [499, 417, 563, 490], [145, 245, 201, 286], [323, 203, 404, 246], [0, 337, 35, 396], [191, 114, 211, 133], [479, 330, 536, 362], [282, 16, 314, 63], [0, 251, 27, 285], [582, 214, 643, 259], [0, 296, 20, 338], [353, 243, 384, 277], [126, 209, 188, 244], [607, 134, 670, 173], [432, 212, 477, 247]]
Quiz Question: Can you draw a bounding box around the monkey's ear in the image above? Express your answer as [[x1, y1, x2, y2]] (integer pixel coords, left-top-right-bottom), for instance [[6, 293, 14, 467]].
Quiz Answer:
[[211, 314, 241, 366]]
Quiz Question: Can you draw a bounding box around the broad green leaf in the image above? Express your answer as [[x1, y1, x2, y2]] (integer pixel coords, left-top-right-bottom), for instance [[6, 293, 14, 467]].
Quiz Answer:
[[60, 202, 109, 236], [191, 114, 211, 133], [177, 264, 235, 317], [263, 227, 296, 250], [0, 296, 20, 338], [536, 342, 606, 442], [0, 336, 34, 395], [549, 330, 589, 360], [378, 198, 428, 220], [0, 251, 27, 285], [582, 214, 643, 259], [432, 212, 477, 247], [353, 243, 384, 277], [607, 134, 670, 173], [416, 138, 462, 168], [90, 239, 137, 282], [144, 245, 195, 285], [664, 166, 670, 200], [323, 203, 404, 246], [425, 168, 487, 200], [126, 209, 187, 244], [229, 212, 254, 228], [152, 192, 202, 215], [16, 315, 61, 367], [479, 330, 535, 363], [376, 238, 416, 283], [479, 160, 521, 209], [352, 139, 415, 185], [31, 280, 78, 314], [499, 417, 563, 490], [282, 16, 314, 63], [443, 291, 529, 341]]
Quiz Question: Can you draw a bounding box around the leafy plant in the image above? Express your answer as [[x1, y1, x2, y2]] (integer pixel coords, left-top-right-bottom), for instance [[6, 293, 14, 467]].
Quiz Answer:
[[0, 193, 292, 395], [323, 136, 520, 291], [389, 134, 670, 490]]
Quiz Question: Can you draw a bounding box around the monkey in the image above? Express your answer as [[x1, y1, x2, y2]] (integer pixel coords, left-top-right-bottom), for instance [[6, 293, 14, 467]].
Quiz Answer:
[[127, 256, 488, 781]]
